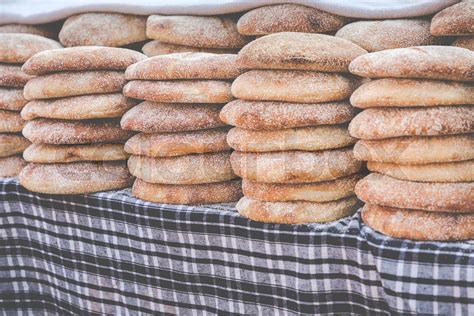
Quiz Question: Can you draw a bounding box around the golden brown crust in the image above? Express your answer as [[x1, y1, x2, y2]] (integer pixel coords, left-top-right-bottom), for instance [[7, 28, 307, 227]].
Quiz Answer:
[[0, 64, 34, 87], [237, 32, 366, 72], [236, 196, 360, 224], [128, 152, 236, 185], [123, 80, 233, 103], [0, 134, 30, 157], [243, 172, 364, 202], [0, 88, 27, 111], [349, 46, 474, 82], [0, 110, 25, 132], [0, 24, 57, 39], [142, 40, 239, 57], [349, 106, 473, 140], [232, 70, 360, 103], [146, 15, 251, 49], [121, 102, 225, 133], [430, 2, 474, 36], [230, 148, 362, 183], [362, 204, 474, 241], [21, 93, 136, 120], [19, 161, 134, 194], [452, 37, 474, 50], [355, 173, 473, 212], [23, 118, 133, 145], [23, 143, 129, 163], [24, 71, 126, 100], [336, 19, 446, 52], [125, 128, 230, 157], [367, 160, 474, 183], [0, 155, 27, 177], [227, 126, 355, 152], [220, 99, 356, 130], [59, 13, 147, 47], [350, 78, 474, 108], [237, 4, 348, 35], [354, 135, 474, 164], [22, 47, 146, 75], [0, 33, 61, 64], [132, 179, 242, 204], [125, 53, 243, 80]]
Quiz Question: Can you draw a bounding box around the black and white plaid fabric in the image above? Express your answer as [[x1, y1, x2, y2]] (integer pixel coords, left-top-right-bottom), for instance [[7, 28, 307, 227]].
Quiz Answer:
[[0, 177, 472, 315]]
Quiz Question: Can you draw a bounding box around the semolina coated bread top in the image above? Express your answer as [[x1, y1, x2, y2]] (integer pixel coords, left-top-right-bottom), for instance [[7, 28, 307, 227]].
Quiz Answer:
[[0, 33, 61, 64]]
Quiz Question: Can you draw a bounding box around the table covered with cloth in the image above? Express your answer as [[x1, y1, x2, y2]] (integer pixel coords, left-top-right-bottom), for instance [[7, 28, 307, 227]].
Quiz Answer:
[[0, 178, 472, 315]]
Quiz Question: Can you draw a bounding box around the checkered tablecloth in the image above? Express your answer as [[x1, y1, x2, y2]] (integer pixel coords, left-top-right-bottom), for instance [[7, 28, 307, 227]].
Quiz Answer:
[[0, 177, 472, 315]]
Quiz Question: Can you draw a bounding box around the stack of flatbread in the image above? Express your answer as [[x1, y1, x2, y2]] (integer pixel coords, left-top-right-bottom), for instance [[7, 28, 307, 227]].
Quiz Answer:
[[122, 52, 244, 204], [142, 14, 250, 57], [349, 46, 474, 241], [430, 1, 474, 51], [220, 32, 367, 224], [0, 33, 61, 177], [18, 46, 146, 194]]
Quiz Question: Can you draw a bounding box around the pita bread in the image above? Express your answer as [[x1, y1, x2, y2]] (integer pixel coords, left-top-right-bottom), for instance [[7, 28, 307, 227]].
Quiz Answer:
[[0, 134, 30, 157], [452, 37, 474, 50], [125, 128, 230, 157], [220, 100, 355, 130], [0, 155, 27, 177], [21, 93, 136, 120], [121, 102, 225, 133], [0, 88, 27, 111], [0, 33, 61, 64], [19, 161, 134, 194], [133, 179, 242, 204], [22, 46, 146, 75], [349, 106, 473, 140], [430, 2, 474, 36], [0, 110, 25, 132], [232, 70, 361, 103], [142, 40, 238, 57], [0, 64, 34, 87], [59, 13, 147, 47], [146, 15, 250, 49], [349, 46, 474, 82]]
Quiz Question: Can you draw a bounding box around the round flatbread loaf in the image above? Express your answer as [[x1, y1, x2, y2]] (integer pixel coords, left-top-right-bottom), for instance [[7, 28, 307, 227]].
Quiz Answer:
[[355, 173, 473, 212], [21, 93, 136, 120], [23, 143, 129, 163], [231, 148, 361, 183], [59, 13, 147, 47], [125, 128, 230, 157], [22, 47, 146, 75], [125, 53, 243, 80], [19, 161, 134, 194], [430, 2, 474, 36], [335, 19, 445, 52], [354, 135, 474, 164], [237, 4, 348, 35], [227, 126, 355, 152], [350, 78, 474, 108], [220, 100, 355, 130], [23, 118, 133, 145], [349, 46, 474, 82], [349, 106, 473, 140], [0, 110, 25, 132], [128, 152, 236, 185], [142, 40, 238, 57], [146, 15, 250, 49], [232, 70, 360, 103], [24, 71, 126, 100], [0, 64, 34, 87], [124, 80, 233, 103], [133, 179, 242, 204], [237, 32, 366, 72], [367, 160, 474, 183], [362, 204, 474, 241], [0, 155, 27, 177], [0, 24, 57, 39], [0, 88, 27, 111], [0, 33, 61, 64], [452, 37, 474, 50], [121, 102, 225, 133], [243, 172, 364, 203], [0, 134, 30, 157], [236, 196, 360, 224]]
